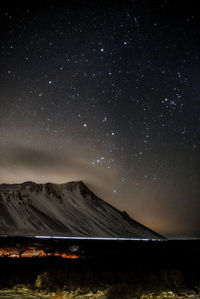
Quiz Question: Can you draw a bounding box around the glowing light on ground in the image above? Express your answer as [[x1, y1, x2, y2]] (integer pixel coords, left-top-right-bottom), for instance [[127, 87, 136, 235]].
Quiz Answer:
[[0, 248, 80, 259]]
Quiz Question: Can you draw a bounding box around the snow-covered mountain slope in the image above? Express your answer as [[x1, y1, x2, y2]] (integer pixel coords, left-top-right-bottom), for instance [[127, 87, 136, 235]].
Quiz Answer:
[[0, 181, 163, 239]]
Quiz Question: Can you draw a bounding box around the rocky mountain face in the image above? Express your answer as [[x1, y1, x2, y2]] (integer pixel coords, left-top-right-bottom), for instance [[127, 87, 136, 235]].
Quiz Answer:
[[0, 181, 163, 239]]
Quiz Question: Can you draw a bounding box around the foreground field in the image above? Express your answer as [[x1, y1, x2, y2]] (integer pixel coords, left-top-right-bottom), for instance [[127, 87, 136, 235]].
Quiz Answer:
[[0, 239, 199, 299], [0, 286, 200, 299]]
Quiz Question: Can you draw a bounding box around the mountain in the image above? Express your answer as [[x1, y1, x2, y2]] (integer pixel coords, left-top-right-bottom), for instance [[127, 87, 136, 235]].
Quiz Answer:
[[0, 181, 164, 239]]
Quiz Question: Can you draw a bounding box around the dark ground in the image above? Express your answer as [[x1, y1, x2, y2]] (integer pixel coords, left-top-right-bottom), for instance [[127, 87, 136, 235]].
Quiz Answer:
[[0, 238, 200, 298]]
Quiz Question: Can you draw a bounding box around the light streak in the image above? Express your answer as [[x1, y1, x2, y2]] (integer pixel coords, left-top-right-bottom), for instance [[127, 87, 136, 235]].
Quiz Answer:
[[34, 236, 165, 241]]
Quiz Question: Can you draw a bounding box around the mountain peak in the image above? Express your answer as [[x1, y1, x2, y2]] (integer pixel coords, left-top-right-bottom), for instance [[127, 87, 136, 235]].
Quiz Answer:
[[0, 181, 92, 195]]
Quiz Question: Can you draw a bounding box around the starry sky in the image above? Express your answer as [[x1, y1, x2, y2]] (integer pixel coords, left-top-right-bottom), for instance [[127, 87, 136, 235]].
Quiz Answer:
[[0, 0, 199, 238]]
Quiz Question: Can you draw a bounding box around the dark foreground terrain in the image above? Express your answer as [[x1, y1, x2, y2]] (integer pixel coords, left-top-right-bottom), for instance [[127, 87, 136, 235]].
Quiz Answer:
[[0, 237, 200, 298]]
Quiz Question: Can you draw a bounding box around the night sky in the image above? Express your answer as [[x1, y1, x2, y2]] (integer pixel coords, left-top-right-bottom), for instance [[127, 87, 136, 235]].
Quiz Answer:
[[0, 0, 199, 238]]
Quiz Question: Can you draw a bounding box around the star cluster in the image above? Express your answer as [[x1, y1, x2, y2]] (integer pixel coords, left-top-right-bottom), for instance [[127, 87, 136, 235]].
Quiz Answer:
[[0, 0, 199, 237]]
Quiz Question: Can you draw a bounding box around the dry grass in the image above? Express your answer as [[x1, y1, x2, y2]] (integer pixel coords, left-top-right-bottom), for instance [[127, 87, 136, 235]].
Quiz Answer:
[[50, 291, 64, 299]]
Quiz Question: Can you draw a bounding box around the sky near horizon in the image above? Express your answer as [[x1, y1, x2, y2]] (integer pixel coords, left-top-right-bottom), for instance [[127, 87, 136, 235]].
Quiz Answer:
[[0, 0, 199, 237]]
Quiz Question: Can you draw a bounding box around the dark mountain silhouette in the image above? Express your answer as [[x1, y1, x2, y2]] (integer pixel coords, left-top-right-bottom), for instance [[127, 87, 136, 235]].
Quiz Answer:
[[0, 181, 164, 239]]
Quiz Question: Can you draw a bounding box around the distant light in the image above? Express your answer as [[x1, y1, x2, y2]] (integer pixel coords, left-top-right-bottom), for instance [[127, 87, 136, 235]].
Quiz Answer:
[[83, 123, 87, 127]]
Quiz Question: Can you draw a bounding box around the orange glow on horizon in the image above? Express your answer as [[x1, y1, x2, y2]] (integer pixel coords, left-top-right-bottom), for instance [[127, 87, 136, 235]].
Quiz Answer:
[[0, 248, 80, 259]]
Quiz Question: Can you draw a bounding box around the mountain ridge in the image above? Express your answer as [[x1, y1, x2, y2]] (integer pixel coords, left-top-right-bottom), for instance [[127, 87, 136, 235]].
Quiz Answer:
[[0, 181, 164, 239]]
